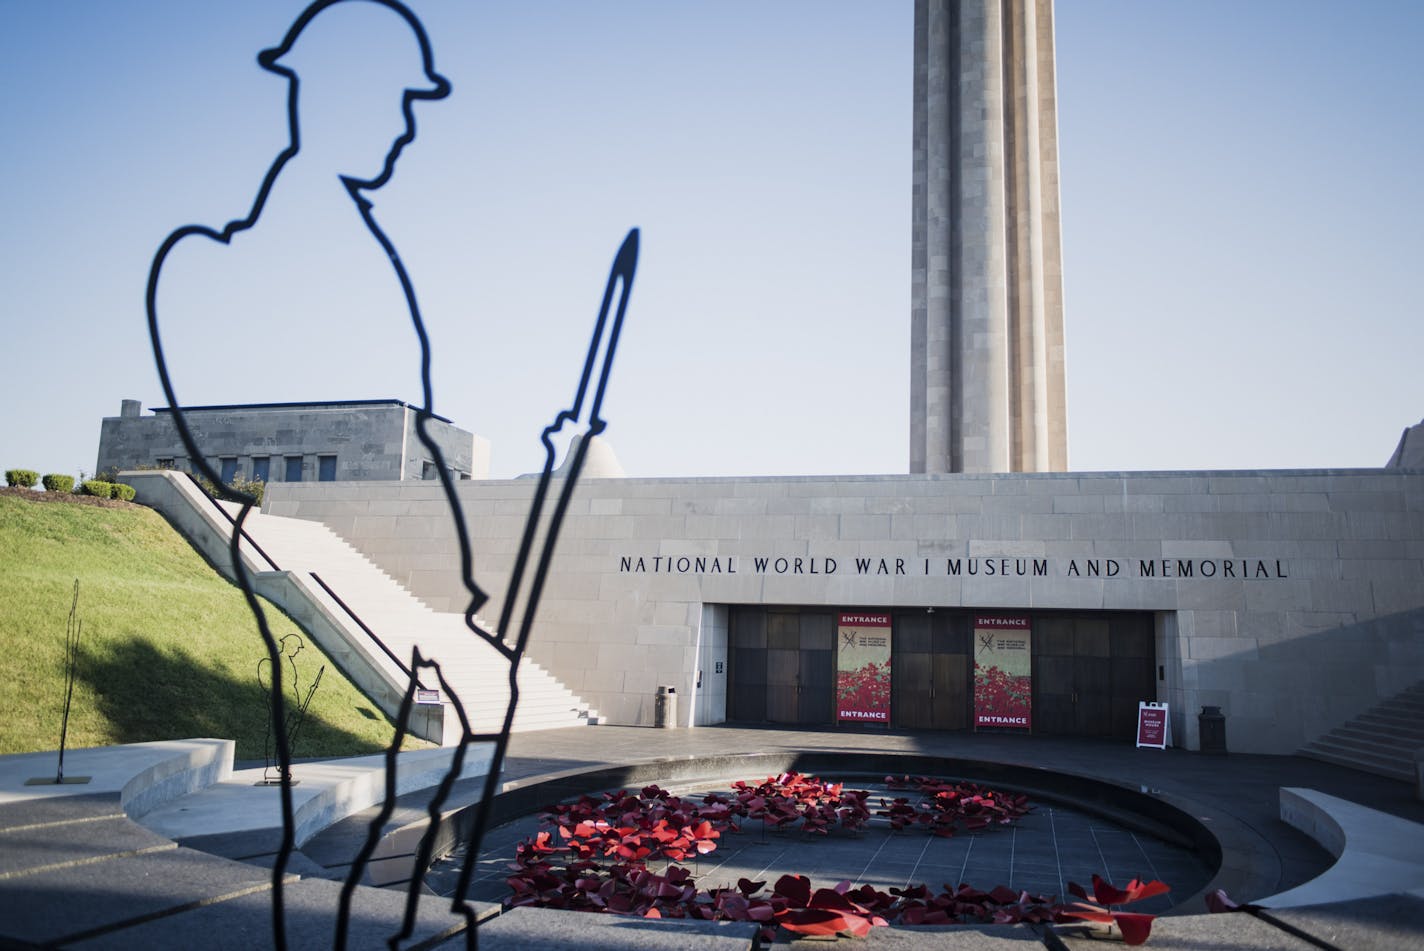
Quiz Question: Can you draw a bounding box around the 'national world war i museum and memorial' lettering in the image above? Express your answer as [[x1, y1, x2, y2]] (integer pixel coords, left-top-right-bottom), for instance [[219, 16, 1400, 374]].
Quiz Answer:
[[127, 0, 1424, 769]]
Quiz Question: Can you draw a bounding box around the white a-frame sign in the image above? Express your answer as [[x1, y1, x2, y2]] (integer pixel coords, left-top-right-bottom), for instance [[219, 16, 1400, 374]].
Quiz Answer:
[[1135, 701, 1172, 749]]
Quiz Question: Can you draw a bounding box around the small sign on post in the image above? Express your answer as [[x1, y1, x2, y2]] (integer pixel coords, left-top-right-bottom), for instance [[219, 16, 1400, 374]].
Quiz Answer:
[[1136, 701, 1171, 749]]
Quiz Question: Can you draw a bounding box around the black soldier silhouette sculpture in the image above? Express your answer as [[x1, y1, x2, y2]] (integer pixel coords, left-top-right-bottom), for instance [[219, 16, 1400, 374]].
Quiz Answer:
[[145, 2, 637, 947]]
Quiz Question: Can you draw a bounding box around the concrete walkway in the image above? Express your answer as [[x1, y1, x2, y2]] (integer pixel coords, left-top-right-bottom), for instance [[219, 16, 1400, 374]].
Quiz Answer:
[[2, 726, 1423, 949]]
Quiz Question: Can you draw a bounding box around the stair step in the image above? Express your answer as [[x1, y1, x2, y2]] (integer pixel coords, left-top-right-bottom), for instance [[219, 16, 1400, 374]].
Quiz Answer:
[[1298, 680, 1424, 780], [1336, 718, 1424, 738], [1344, 724, 1424, 748], [1305, 733, 1409, 759], [1301, 739, 1412, 770], [237, 509, 598, 736], [1302, 738, 1414, 773], [1357, 712, 1424, 734], [1326, 730, 1419, 758], [1300, 746, 1413, 783]]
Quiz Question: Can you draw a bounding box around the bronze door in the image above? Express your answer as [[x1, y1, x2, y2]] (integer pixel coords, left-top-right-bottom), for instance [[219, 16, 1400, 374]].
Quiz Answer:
[[892, 612, 968, 730], [1110, 614, 1157, 736], [731, 608, 834, 725], [796, 612, 835, 723], [1032, 614, 1152, 738], [1033, 616, 1109, 735], [728, 608, 767, 722], [766, 611, 833, 724]]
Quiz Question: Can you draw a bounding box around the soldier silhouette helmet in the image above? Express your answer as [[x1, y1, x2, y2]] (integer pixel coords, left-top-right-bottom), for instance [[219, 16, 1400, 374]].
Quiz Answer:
[[253, 0, 450, 188], [257, 0, 449, 99]]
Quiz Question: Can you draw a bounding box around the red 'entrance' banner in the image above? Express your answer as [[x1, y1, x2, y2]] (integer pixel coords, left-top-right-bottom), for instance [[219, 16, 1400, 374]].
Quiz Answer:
[[973, 615, 1031, 730], [837, 613, 891, 724]]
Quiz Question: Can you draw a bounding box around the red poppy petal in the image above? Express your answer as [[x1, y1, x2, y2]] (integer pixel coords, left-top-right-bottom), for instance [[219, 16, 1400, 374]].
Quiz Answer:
[[1126, 879, 1171, 903], [1092, 873, 1138, 906], [1113, 912, 1157, 946]]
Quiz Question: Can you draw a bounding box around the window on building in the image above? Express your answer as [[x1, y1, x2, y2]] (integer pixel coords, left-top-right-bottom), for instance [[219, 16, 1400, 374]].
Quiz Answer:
[[318, 455, 337, 482], [421, 461, 437, 480], [220, 457, 238, 483], [251, 456, 270, 482], [285, 456, 303, 482]]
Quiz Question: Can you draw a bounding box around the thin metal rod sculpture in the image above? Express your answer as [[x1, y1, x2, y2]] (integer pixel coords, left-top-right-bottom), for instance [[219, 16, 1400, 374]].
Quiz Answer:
[[26, 580, 91, 787], [145, 3, 637, 948], [56, 580, 83, 783], [258, 633, 325, 785]]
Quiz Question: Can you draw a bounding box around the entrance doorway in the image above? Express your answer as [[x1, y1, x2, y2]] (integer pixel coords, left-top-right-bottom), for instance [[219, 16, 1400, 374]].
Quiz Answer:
[[891, 611, 968, 730], [726, 606, 1155, 739], [728, 608, 834, 725], [1032, 614, 1155, 737]]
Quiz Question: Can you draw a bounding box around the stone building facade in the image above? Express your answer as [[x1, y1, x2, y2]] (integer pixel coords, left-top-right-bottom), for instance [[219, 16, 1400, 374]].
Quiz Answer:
[[264, 466, 1424, 755], [96, 399, 488, 484]]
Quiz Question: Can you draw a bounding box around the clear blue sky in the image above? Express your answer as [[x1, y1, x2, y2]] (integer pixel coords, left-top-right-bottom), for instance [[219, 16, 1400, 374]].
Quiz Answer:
[[3, 0, 1421, 480]]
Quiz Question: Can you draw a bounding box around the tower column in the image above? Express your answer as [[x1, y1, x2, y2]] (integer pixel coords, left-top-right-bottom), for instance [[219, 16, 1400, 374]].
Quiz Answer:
[[910, 0, 1068, 474]]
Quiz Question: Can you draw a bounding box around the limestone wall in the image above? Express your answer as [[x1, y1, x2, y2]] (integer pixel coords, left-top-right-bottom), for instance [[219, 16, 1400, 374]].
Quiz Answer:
[[264, 468, 1424, 753], [96, 400, 485, 482]]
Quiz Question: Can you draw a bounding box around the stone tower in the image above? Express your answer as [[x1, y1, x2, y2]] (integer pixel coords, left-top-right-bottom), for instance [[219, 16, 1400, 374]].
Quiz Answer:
[[910, 0, 1068, 474]]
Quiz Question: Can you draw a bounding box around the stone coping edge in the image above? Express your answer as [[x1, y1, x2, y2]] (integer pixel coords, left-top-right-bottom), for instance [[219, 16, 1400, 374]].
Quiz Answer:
[[1263, 786, 1424, 908], [122, 738, 235, 819], [0, 738, 233, 820]]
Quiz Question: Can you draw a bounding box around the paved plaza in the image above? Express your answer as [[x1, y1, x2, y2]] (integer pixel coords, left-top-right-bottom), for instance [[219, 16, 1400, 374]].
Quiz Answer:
[[3, 725, 1424, 948]]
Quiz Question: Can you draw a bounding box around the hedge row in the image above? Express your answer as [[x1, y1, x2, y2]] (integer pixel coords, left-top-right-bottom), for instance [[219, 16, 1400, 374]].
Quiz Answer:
[[6, 468, 135, 500], [7, 470, 85, 492], [80, 479, 113, 498], [76, 480, 135, 500]]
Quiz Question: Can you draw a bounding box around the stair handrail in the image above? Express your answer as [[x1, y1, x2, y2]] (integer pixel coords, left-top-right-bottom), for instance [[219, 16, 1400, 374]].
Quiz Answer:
[[307, 571, 428, 692], [181, 471, 282, 573], [182, 473, 429, 693]]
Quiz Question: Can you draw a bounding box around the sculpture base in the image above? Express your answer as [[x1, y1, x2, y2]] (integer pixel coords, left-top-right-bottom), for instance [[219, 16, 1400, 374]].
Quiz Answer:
[[24, 776, 91, 785]]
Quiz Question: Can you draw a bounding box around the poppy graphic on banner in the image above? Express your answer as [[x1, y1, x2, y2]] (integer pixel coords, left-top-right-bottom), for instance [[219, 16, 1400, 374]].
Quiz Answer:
[[974, 615, 1032, 730], [837, 613, 891, 723]]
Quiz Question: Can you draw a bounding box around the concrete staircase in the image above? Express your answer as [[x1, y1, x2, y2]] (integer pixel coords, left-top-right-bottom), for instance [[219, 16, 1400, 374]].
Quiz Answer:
[[1299, 681, 1424, 782], [226, 502, 598, 737]]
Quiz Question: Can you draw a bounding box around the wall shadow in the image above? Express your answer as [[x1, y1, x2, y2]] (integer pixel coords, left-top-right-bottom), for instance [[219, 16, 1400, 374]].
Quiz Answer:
[[76, 637, 389, 760]]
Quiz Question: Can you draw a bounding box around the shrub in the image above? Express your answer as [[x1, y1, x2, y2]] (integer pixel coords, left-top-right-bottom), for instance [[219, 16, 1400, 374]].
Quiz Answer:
[[80, 480, 113, 498], [110, 483, 136, 502], [41, 474, 76, 493], [237, 477, 266, 506], [196, 475, 265, 506], [5, 469, 39, 488]]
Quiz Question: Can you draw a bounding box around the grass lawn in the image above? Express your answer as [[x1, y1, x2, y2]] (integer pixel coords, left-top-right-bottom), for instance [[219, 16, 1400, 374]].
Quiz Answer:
[[0, 490, 427, 760]]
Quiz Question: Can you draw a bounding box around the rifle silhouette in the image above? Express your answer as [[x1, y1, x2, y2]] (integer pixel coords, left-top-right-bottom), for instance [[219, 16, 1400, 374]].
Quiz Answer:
[[336, 229, 638, 951]]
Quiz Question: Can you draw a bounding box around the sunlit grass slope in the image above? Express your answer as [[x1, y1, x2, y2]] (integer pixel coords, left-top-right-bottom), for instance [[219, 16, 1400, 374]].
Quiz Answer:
[[0, 492, 424, 760]]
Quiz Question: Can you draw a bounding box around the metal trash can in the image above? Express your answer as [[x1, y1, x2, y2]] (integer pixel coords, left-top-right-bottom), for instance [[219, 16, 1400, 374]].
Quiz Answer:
[[654, 685, 677, 729], [1198, 705, 1227, 754]]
